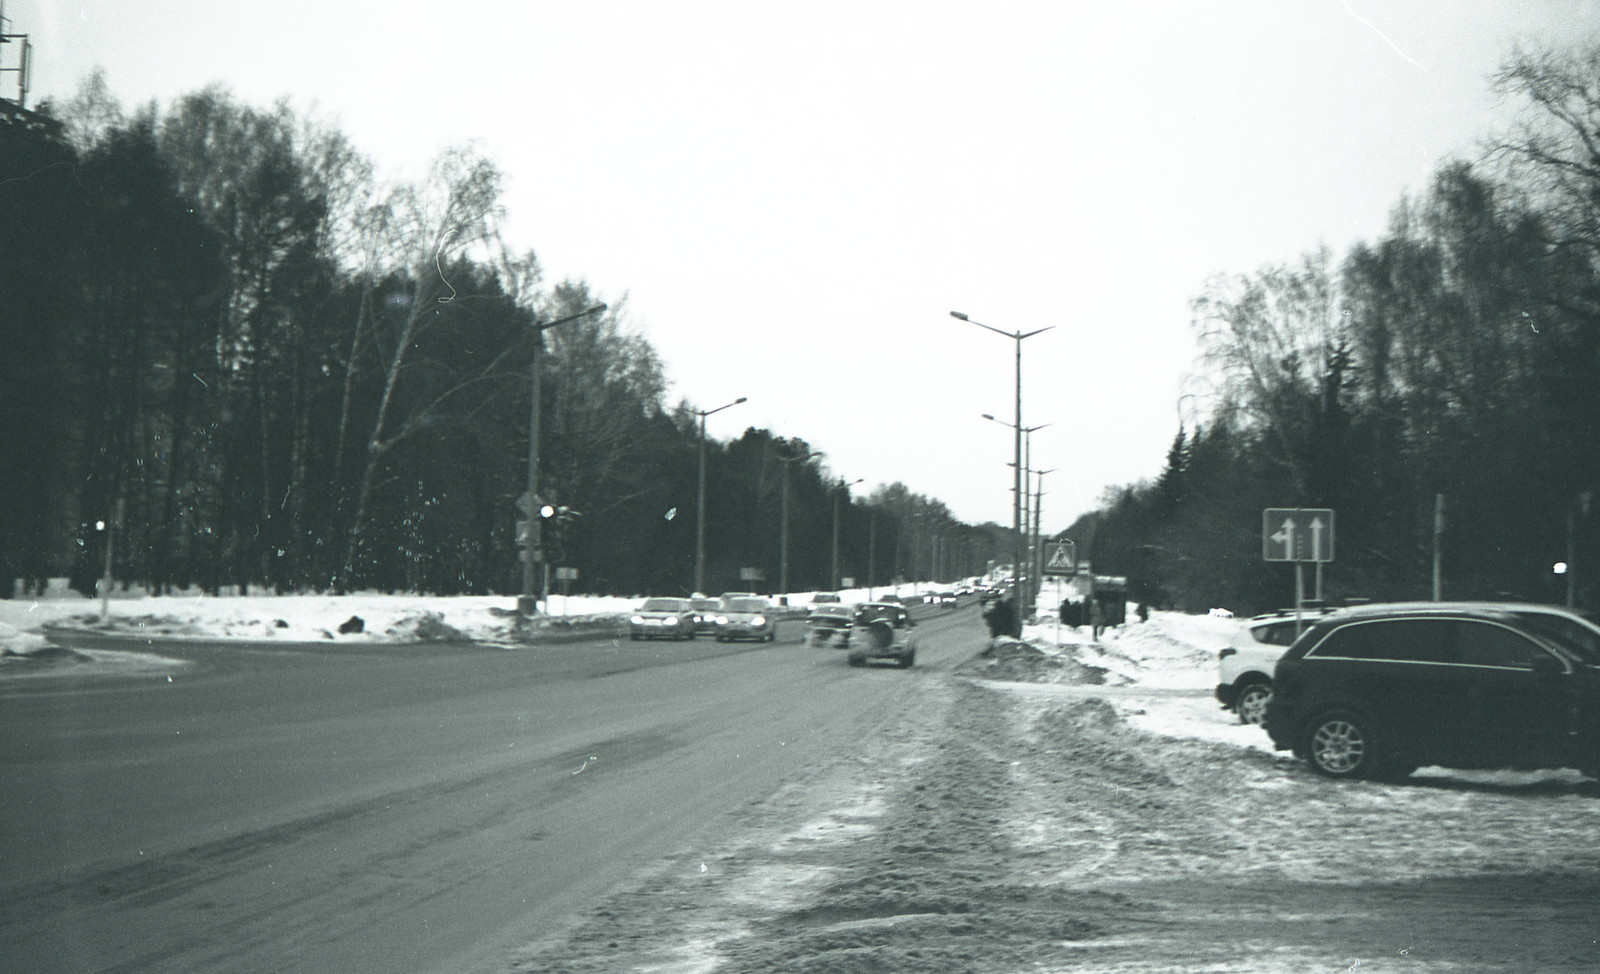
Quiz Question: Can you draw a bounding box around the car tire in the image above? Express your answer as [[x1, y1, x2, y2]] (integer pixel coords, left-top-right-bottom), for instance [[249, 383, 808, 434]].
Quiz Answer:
[[899, 650, 915, 668], [1303, 710, 1382, 779], [847, 650, 866, 667], [1235, 682, 1272, 725], [630, 633, 641, 641]]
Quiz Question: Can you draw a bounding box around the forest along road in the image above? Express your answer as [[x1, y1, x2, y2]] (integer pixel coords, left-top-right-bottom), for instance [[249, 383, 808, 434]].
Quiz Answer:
[[0, 604, 984, 974]]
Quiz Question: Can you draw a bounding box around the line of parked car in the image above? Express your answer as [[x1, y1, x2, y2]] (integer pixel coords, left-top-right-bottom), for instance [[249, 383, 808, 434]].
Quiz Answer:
[[1215, 601, 1600, 781]]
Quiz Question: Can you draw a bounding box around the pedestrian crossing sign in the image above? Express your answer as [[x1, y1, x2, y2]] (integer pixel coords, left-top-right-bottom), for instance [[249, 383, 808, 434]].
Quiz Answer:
[[1043, 541, 1076, 576]]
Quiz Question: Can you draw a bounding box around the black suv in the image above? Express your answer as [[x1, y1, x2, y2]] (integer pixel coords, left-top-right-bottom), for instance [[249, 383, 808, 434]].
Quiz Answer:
[[1264, 603, 1600, 780]]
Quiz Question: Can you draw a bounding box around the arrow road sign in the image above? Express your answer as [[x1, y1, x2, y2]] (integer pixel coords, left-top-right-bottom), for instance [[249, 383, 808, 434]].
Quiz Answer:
[[1262, 508, 1335, 563]]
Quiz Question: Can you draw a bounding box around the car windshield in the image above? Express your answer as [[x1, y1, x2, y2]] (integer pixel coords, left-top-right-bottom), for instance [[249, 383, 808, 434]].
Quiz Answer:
[[640, 599, 683, 612], [812, 605, 851, 619], [1508, 610, 1600, 664], [691, 599, 719, 611], [727, 599, 766, 613]]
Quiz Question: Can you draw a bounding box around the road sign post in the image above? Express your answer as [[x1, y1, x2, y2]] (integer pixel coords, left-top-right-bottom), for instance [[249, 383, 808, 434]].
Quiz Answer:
[[1262, 508, 1336, 633], [1262, 508, 1335, 563]]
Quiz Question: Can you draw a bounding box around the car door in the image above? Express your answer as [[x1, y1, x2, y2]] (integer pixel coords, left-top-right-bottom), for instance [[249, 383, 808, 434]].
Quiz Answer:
[[1450, 620, 1574, 766], [1309, 618, 1471, 759]]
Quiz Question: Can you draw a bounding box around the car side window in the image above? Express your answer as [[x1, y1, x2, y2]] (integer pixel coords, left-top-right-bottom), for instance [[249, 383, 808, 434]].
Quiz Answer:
[[1253, 622, 1299, 646], [1452, 621, 1544, 669], [1311, 619, 1454, 662]]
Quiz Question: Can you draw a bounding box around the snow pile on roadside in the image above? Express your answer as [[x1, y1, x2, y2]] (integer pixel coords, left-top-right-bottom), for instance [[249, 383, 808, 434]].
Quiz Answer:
[[999, 608, 1273, 753], [1007, 608, 1240, 690], [0, 592, 643, 651]]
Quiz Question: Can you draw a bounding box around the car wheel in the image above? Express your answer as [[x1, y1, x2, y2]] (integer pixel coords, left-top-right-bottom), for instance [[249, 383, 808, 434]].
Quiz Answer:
[[847, 650, 866, 667], [1304, 710, 1381, 779], [630, 633, 641, 641], [899, 650, 915, 668], [1235, 682, 1272, 725]]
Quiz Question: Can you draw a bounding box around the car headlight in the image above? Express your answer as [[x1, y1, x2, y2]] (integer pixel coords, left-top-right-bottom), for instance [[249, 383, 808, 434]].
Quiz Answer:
[[752, 615, 767, 627], [715, 615, 729, 624], [631, 615, 645, 624], [664, 617, 678, 625]]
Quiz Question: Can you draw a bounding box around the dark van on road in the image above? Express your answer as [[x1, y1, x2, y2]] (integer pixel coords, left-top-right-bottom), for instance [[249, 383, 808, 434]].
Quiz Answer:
[[1264, 603, 1600, 781]]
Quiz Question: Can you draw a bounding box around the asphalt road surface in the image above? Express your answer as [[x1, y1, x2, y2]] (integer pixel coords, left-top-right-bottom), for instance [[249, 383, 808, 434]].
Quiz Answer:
[[0, 602, 985, 974]]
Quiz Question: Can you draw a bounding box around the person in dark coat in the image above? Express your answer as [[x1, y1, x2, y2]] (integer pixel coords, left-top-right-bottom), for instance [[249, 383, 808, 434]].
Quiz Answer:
[[984, 595, 1018, 638]]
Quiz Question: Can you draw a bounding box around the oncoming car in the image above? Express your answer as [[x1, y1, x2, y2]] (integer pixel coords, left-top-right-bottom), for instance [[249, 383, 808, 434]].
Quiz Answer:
[[629, 598, 697, 641], [714, 597, 777, 642], [689, 597, 722, 635]]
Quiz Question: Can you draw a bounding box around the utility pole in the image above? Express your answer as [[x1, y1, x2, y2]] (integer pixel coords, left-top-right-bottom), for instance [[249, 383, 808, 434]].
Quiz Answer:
[[831, 477, 862, 591], [692, 396, 747, 593], [520, 304, 605, 615], [776, 447, 818, 596]]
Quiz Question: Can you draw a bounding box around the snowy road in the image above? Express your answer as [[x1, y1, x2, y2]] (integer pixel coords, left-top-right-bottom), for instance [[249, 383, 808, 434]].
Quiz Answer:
[[0, 606, 986, 973]]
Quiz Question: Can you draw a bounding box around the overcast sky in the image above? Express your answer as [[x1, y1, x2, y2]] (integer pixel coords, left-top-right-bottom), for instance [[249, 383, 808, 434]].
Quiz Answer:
[[8, 1, 1599, 531]]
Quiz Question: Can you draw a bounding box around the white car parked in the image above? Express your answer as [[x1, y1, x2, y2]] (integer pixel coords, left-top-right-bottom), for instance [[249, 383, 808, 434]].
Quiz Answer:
[[1214, 612, 1320, 724]]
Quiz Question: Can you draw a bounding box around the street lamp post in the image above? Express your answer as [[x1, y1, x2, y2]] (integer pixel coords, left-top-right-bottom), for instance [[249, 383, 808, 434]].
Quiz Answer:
[[985, 412, 1050, 615], [776, 447, 819, 597], [693, 396, 748, 594], [832, 477, 864, 591], [521, 303, 607, 615], [1031, 467, 1056, 585], [866, 508, 877, 600], [954, 311, 1052, 628]]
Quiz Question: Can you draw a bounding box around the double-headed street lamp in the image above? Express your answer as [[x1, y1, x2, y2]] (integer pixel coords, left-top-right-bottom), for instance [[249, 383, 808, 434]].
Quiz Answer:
[[521, 303, 607, 615], [693, 396, 748, 594], [832, 477, 864, 591], [954, 311, 1052, 624]]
